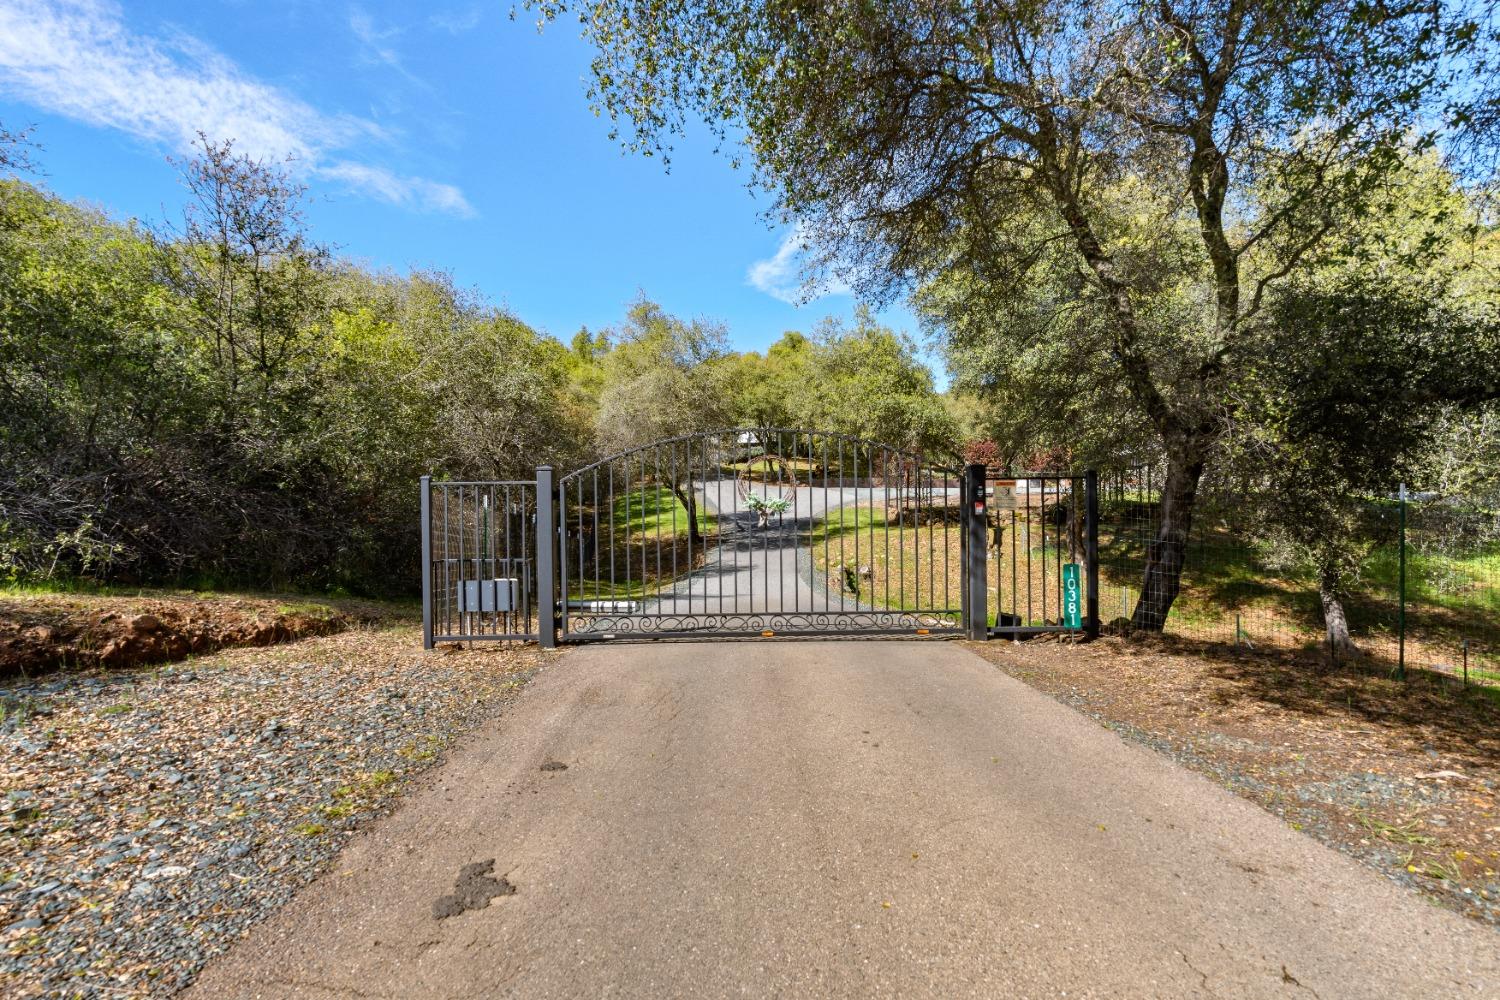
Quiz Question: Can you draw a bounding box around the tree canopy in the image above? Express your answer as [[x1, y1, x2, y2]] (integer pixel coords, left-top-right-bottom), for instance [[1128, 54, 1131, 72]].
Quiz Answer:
[[0, 139, 952, 592], [533, 0, 1500, 629]]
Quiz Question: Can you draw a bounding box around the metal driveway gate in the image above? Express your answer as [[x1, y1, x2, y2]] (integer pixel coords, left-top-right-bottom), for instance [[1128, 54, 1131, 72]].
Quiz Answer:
[[557, 429, 966, 640], [421, 435, 1098, 647]]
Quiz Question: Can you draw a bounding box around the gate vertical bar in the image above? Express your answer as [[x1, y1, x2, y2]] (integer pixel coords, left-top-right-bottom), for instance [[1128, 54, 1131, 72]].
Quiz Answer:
[[965, 463, 988, 641], [536, 465, 558, 649], [1397, 482, 1407, 680], [1085, 469, 1100, 640], [420, 475, 434, 650]]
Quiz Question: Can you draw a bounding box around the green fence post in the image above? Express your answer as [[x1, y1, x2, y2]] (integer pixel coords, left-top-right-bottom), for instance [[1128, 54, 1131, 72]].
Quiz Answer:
[[1397, 482, 1407, 681]]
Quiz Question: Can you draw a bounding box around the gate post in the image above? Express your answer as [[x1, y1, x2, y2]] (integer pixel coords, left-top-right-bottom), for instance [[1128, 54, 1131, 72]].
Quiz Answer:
[[420, 475, 433, 650], [1084, 469, 1100, 641], [965, 463, 989, 641], [535, 466, 558, 649]]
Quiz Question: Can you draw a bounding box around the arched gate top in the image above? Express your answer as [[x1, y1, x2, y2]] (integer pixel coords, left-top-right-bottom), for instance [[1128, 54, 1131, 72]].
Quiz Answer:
[[558, 426, 961, 483]]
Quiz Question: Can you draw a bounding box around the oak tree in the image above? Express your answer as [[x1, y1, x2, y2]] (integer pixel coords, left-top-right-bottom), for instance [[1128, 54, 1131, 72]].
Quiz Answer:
[[532, 0, 1499, 629]]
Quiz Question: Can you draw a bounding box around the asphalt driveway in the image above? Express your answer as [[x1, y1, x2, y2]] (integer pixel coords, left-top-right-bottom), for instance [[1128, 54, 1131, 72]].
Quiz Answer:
[[186, 641, 1499, 998]]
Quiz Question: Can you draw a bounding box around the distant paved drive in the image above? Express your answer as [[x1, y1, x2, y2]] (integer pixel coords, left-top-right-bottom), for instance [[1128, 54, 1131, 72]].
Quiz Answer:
[[188, 642, 1499, 998]]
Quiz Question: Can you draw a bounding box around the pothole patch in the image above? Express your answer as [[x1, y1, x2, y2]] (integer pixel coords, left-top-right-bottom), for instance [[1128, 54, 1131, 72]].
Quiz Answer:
[[432, 860, 515, 920]]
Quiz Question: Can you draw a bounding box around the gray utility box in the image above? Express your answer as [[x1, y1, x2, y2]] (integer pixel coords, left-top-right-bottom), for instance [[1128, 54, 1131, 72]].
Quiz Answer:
[[458, 578, 518, 614]]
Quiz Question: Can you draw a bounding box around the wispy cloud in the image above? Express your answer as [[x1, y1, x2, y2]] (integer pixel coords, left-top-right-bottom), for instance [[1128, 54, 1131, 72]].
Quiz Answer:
[[428, 6, 483, 35], [348, 6, 428, 90], [0, 0, 472, 216], [318, 162, 470, 216], [746, 224, 852, 304]]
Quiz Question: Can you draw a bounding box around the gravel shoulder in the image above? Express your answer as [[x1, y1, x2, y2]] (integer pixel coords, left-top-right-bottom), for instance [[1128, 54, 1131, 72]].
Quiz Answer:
[[965, 635, 1500, 926], [1, 615, 552, 999]]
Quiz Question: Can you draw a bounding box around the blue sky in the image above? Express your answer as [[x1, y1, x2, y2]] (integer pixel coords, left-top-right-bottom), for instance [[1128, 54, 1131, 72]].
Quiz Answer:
[[0, 0, 935, 367]]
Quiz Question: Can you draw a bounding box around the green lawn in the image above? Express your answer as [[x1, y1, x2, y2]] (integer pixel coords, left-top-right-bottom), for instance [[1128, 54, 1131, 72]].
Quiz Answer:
[[566, 486, 718, 601], [1096, 506, 1500, 681], [605, 483, 717, 540], [1364, 545, 1500, 615], [806, 503, 965, 615], [803, 503, 1096, 626]]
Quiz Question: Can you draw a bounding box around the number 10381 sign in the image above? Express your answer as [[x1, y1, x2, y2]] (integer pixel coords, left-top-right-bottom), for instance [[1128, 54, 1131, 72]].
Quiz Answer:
[[1062, 563, 1082, 629]]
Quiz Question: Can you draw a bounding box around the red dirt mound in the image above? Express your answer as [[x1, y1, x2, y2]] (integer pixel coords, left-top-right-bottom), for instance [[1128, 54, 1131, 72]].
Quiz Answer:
[[0, 594, 364, 676]]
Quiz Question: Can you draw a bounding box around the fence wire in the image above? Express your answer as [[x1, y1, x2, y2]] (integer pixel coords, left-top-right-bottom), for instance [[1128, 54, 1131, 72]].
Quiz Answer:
[[1100, 467, 1500, 688], [425, 480, 539, 642]]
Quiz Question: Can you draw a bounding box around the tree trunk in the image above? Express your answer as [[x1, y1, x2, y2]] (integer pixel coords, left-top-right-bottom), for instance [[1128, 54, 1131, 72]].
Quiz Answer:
[[670, 482, 703, 547], [1130, 452, 1205, 632], [1319, 561, 1359, 658]]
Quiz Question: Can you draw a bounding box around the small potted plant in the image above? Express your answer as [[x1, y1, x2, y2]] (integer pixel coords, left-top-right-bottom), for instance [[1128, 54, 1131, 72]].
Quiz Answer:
[[743, 493, 792, 528]]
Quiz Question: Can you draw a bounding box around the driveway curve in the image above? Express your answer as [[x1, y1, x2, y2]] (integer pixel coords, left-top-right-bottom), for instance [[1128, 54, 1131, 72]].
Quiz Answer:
[[187, 641, 1498, 999]]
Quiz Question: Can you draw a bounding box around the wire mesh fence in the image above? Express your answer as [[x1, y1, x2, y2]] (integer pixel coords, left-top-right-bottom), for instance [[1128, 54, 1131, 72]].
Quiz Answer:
[[423, 479, 540, 643], [1100, 467, 1500, 687]]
